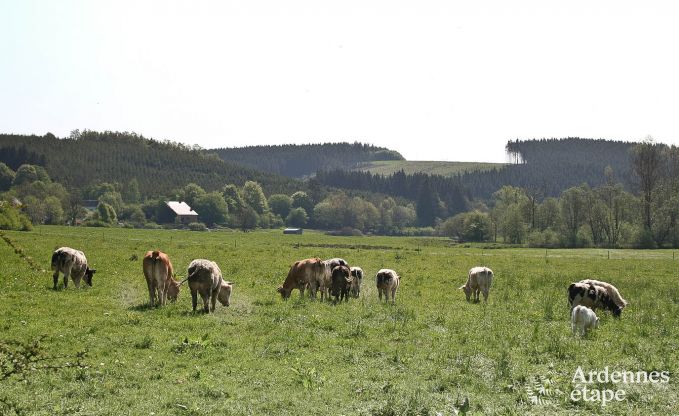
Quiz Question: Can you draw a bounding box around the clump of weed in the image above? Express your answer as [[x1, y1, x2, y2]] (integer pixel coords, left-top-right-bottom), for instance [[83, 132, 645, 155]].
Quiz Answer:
[[133, 335, 153, 349]]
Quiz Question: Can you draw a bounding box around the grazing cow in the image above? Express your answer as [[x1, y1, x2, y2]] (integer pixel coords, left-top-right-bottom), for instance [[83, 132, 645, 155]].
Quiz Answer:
[[376, 268, 400, 303], [349, 266, 364, 298], [330, 265, 352, 303], [186, 259, 223, 313], [51, 247, 96, 290], [568, 279, 627, 317], [320, 258, 349, 301], [459, 266, 493, 302], [217, 281, 234, 307], [571, 305, 599, 336], [142, 250, 180, 306], [277, 257, 326, 300]]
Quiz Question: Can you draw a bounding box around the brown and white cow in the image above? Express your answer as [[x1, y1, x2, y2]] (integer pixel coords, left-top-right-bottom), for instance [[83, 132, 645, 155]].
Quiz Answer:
[[330, 265, 352, 303], [186, 259, 223, 313], [568, 279, 627, 317], [319, 258, 349, 301], [278, 257, 326, 300], [142, 250, 180, 306], [51, 247, 96, 290], [459, 266, 493, 302], [376, 268, 400, 304]]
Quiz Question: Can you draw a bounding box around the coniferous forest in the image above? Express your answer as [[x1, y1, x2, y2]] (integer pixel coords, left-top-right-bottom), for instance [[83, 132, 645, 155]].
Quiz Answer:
[[210, 143, 404, 178]]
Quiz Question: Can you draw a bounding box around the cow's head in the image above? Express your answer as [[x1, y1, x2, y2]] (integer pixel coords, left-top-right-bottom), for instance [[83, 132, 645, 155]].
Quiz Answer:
[[277, 286, 291, 300], [166, 279, 180, 302], [459, 284, 472, 301], [84, 268, 96, 286], [218, 282, 233, 306]]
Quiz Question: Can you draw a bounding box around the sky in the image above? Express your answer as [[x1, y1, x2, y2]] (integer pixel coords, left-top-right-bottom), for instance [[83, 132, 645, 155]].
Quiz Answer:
[[1, 1, 678, 163]]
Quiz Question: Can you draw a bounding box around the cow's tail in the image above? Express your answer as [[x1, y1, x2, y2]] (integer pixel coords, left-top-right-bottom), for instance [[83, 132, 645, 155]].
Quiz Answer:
[[51, 250, 64, 270]]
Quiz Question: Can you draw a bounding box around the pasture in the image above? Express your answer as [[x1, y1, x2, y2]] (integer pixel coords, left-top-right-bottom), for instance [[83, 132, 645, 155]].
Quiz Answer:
[[353, 160, 504, 177], [0, 227, 677, 415]]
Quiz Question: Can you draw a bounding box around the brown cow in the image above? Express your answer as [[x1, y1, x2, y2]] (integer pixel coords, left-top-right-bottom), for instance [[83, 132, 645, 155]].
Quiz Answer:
[[142, 250, 180, 306], [330, 265, 352, 303], [278, 257, 326, 300]]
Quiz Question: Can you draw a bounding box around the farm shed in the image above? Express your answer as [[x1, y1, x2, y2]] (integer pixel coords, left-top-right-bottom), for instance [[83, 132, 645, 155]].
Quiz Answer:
[[165, 201, 199, 224], [283, 228, 303, 235]]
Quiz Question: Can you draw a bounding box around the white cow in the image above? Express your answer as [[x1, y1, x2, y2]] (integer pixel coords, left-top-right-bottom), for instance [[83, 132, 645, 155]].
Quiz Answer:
[[459, 266, 493, 302], [571, 305, 599, 336]]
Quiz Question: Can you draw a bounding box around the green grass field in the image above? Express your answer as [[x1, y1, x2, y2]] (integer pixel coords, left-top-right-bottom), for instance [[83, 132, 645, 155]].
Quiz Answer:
[[1, 227, 677, 415], [353, 160, 505, 177]]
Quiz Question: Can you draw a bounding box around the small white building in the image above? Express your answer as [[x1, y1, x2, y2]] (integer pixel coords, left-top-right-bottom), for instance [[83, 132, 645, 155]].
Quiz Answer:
[[166, 201, 199, 224]]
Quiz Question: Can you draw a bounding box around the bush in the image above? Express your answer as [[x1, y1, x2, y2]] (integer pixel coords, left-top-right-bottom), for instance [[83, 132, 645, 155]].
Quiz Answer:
[[143, 222, 163, 230], [527, 228, 561, 248], [188, 222, 208, 231], [0, 203, 32, 231]]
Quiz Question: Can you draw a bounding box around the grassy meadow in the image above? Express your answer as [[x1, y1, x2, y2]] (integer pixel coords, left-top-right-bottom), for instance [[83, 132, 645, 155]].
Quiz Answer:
[[353, 160, 504, 177], [0, 227, 678, 415]]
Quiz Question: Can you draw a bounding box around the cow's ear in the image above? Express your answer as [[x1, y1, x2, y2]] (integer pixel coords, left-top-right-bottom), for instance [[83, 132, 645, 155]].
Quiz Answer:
[[90, 269, 97, 274]]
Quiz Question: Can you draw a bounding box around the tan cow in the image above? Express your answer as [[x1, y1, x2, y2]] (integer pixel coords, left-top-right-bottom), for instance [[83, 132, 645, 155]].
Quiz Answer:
[[459, 266, 493, 302], [186, 259, 223, 313], [142, 250, 180, 306], [278, 257, 326, 300], [51, 247, 96, 290]]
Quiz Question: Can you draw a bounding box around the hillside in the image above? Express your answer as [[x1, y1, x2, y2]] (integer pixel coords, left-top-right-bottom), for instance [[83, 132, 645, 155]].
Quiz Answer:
[[0, 131, 301, 196], [354, 160, 504, 176], [458, 138, 636, 198], [210, 142, 404, 178]]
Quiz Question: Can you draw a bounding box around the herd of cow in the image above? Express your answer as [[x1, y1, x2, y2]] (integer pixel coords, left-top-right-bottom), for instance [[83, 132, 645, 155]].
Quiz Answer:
[[50, 246, 628, 335]]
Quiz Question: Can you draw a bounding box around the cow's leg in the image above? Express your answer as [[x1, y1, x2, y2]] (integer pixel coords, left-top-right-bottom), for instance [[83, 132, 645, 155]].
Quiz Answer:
[[191, 289, 198, 312], [391, 287, 396, 304], [63, 270, 70, 289], [158, 279, 167, 306], [378, 288, 383, 302], [73, 272, 82, 289], [482, 289, 489, 302], [146, 280, 156, 306], [309, 281, 317, 300], [210, 288, 219, 312], [298, 283, 305, 299], [201, 290, 210, 313], [52, 271, 59, 290]]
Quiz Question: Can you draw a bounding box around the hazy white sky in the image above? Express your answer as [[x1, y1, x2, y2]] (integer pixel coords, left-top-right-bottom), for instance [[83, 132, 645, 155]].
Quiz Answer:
[[1, 1, 678, 162]]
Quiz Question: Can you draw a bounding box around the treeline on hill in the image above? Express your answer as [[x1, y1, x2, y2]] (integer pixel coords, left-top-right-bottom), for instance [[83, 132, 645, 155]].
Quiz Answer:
[[210, 143, 404, 178], [457, 138, 635, 198], [438, 140, 679, 248], [0, 131, 301, 197]]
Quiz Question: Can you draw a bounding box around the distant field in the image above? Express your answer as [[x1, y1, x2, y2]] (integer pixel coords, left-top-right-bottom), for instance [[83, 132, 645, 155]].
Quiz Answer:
[[0, 227, 677, 415], [354, 160, 505, 176]]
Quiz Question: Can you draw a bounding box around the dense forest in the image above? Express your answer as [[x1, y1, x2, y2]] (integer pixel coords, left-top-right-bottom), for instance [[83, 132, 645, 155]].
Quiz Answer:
[[210, 143, 404, 178], [0, 131, 301, 197], [458, 138, 635, 199], [316, 169, 469, 225]]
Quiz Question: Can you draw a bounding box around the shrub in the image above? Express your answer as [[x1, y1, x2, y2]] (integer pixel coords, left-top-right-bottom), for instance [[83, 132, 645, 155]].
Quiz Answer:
[[188, 222, 208, 231]]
